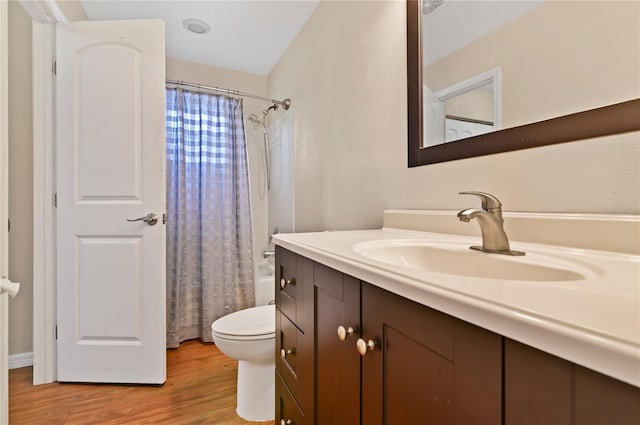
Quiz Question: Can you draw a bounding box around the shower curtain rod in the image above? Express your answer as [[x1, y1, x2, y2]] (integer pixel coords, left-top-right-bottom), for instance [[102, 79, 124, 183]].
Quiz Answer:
[[166, 79, 291, 110]]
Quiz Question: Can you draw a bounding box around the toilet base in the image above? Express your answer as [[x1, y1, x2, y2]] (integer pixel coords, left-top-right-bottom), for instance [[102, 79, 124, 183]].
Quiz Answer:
[[236, 360, 274, 422]]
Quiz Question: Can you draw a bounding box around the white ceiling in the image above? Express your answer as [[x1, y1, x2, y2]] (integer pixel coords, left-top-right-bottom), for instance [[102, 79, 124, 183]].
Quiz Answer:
[[80, 0, 320, 75]]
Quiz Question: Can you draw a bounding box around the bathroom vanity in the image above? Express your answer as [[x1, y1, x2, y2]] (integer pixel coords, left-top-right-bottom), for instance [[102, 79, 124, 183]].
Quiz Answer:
[[273, 211, 640, 425]]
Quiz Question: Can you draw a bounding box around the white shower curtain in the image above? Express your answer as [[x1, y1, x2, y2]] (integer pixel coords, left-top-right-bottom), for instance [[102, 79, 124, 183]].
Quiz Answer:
[[165, 88, 255, 348]]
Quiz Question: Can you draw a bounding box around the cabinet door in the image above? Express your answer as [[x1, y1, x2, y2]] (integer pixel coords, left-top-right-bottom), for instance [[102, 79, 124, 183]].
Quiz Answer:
[[361, 283, 501, 425], [574, 365, 640, 425], [505, 339, 640, 425], [314, 264, 360, 425], [504, 339, 572, 425]]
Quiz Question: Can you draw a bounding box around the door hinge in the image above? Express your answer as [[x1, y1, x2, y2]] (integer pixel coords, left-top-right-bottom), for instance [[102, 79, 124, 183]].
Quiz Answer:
[[52, 61, 57, 75], [55, 325, 58, 340], [7, 219, 10, 232], [53, 193, 57, 208], [162, 213, 166, 224]]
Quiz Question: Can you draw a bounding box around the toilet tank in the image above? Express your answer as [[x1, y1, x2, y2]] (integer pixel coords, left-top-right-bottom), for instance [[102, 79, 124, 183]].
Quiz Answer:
[[255, 261, 275, 306]]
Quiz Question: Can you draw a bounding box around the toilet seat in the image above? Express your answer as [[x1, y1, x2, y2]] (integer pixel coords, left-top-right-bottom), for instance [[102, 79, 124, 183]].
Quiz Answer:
[[211, 305, 275, 341]]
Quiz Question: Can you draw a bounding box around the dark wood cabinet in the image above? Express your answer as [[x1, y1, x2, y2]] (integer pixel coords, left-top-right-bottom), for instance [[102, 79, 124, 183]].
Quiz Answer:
[[310, 252, 501, 425], [275, 247, 640, 425], [275, 247, 314, 425], [505, 339, 640, 425], [361, 282, 502, 425], [314, 263, 360, 425], [275, 369, 305, 425]]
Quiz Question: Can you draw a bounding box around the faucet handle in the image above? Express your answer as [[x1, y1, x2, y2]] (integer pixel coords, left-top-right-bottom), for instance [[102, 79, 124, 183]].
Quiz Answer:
[[459, 191, 502, 210]]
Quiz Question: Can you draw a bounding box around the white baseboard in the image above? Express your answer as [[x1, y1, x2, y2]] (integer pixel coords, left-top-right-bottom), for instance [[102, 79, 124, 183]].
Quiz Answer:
[[9, 352, 33, 369]]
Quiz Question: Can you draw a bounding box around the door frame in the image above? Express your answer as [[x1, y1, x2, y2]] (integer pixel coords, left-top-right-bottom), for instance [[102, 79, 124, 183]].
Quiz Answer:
[[1, 0, 10, 420], [22, 0, 68, 385]]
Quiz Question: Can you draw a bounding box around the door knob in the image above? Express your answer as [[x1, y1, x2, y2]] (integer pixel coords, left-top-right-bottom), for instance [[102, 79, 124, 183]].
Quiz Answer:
[[280, 419, 294, 425], [127, 213, 158, 226], [337, 325, 356, 341], [356, 338, 376, 356], [280, 278, 295, 289], [280, 348, 296, 359]]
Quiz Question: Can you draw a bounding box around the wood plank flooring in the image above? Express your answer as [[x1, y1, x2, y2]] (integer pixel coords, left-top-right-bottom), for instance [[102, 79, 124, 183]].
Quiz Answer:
[[9, 340, 276, 425]]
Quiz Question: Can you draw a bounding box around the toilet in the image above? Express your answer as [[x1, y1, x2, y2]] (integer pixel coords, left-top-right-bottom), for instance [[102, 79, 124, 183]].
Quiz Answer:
[[212, 304, 275, 422]]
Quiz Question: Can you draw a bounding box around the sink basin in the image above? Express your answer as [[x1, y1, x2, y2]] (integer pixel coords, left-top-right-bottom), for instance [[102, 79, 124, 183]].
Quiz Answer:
[[353, 240, 602, 282]]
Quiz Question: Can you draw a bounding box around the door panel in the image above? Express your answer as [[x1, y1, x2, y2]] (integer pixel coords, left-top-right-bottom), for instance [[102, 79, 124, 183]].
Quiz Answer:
[[315, 267, 360, 425], [77, 44, 141, 201], [361, 283, 501, 425], [385, 326, 454, 424], [56, 19, 165, 384], [77, 237, 141, 341]]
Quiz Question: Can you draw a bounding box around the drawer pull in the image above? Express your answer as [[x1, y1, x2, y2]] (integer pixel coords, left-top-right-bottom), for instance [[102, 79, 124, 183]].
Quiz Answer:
[[280, 420, 294, 425], [337, 325, 356, 341], [280, 277, 295, 289], [356, 338, 376, 356], [280, 348, 296, 359]]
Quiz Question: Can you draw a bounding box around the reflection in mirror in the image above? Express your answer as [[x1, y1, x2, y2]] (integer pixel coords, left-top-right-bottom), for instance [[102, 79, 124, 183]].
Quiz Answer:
[[423, 68, 500, 147], [443, 85, 494, 142], [421, 1, 539, 146], [408, 0, 640, 166]]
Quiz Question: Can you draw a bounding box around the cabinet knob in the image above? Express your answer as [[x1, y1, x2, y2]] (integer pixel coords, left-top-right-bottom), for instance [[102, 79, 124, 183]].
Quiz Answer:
[[280, 348, 296, 359], [337, 325, 356, 341], [280, 420, 294, 425], [280, 277, 295, 289], [356, 338, 376, 356]]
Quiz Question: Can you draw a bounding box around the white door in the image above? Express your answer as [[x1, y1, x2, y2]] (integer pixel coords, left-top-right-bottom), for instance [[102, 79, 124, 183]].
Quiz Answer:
[[423, 83, 444, 147], [56, 20, 166, 384]]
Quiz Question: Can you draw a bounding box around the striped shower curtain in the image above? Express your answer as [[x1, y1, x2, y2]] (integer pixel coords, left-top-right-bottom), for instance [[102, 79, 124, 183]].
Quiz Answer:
[[165, 88, 255, 348]]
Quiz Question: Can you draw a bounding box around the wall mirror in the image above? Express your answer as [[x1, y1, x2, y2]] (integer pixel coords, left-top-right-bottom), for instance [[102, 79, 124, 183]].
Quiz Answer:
[[407, 0, 640, 167]]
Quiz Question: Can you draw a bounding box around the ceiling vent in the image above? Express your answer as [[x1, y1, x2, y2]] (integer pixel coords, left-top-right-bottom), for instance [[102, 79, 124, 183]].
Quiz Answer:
[[183, 18, 210, 35]]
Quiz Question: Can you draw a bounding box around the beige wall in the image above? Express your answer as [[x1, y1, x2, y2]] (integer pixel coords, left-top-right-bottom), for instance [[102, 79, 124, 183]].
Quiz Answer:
[[56, 0, 88, 21], [166, 58, 271, 265], [8, 1, 33, 355], [269, 0, 640, 234]]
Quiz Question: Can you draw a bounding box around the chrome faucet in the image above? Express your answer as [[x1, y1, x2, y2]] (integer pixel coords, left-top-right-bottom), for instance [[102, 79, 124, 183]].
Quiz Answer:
[[457, 191, 525, 256]]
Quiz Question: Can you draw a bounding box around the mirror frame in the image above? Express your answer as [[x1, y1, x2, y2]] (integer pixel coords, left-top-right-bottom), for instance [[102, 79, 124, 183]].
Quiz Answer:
[[407, 0, 640, 167]]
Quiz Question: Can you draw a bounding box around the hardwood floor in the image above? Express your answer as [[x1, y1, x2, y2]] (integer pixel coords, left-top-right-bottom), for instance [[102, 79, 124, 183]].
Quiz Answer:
[[9, 340, 275, 425]]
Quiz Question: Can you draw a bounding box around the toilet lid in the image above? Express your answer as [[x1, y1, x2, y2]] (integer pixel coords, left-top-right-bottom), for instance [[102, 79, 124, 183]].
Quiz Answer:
[[211, 305, 275, 338]]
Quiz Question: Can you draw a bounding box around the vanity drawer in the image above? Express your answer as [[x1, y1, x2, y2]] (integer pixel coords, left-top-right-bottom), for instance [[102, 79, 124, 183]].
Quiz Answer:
[[276, 246, 312, 331], [276, 246, 299, 325], [277, 311, 300, 376], [276, 309, 314, 415], [276, 310, 309, 407], [276, 370, 308, 425]]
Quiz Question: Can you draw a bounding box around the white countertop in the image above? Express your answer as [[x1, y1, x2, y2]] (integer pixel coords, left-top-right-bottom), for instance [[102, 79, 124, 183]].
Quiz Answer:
[[273, 227, 640, 387]]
